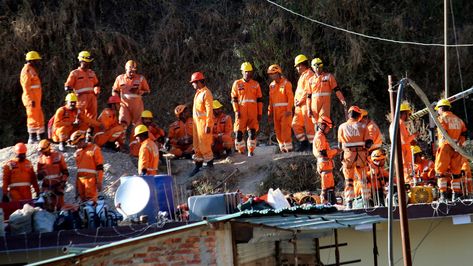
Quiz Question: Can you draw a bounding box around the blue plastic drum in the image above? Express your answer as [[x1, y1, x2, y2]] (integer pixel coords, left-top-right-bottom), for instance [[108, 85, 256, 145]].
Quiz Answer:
[[141, 175, 175, 222]]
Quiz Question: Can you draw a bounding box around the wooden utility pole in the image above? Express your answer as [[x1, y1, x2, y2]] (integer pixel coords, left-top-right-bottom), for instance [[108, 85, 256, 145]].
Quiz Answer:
[[444, 0, 449, 98]]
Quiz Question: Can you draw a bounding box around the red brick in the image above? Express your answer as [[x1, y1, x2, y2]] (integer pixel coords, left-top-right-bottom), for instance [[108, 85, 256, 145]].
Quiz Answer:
[[171, 262, 185, 266], [148, 246, 163, 252], [185, 236, 200, 243], [113, 259, 133, 265], [186, 259, 202, 265], [179, 242, 199, 249], [133, 253, 147, 258], [143, 258, 161, 263]]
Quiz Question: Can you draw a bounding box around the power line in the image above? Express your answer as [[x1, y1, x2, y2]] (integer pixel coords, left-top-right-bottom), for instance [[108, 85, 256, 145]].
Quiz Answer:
[[266, 0, 473, 47]]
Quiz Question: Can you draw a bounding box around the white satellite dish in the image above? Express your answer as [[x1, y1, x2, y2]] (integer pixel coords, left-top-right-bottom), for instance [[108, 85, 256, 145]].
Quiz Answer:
[[114, 176, 150, 217]]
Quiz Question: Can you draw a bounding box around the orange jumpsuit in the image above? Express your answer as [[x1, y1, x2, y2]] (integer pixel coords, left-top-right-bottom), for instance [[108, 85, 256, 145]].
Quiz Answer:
[[129, 123, 165, 157], [231, 79, 263, 153], [65, 67, 99, 119], [292, 69, 315, 143], [313, 130, 337, 202], [413, 157, 435, 186], [138, 138, 160, 175], [112, 74, 150, 126], [390, 119, 416, 182], [212, 113, 233, 155], [52, 106, 101, 143], [435, 111, 467, 194], [361, 160, 389, 202], [37, 151, 69, 209], [20, 63, 45, 134], [338, 118, 370, 202], [168, 118, 194, 158], [307, 71, 339, 122], [461, 158, 472, 195], [268, 77, 294, 152], [193, 86, 214, 163], [365, 119, 382, 151], [93, 108, 125, 147], [75, 143, 103, 202], [2, 158, 39, 201]]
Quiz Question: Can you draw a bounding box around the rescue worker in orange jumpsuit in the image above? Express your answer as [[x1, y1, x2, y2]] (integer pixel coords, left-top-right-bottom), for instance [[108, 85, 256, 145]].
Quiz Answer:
[[360, 109, 383, 152], [93, 95, 125, 150], [190, 72, 214, 176], [52, 93, 102, 152], [434, 99, 467, 201], [461, 157, 472, 197], [65, 51, 101, 119], [135, 125, 160, 175], [411, 145, 435, 187], [307, 58, 346, 123], [129, 110, 166, 157], [313, 116, 339, 204], [2, 143, 39, 202], [231, 62, 263, 156], [292, 54, 315, 151], [338, 106, 372, 209], [367, 148, 389, 206], [267, 64, 294, 153], [37, 139, 69, 210], [70, 131, 104, 203], [212, 100, 233, 158], [20, 51, 45, 143], [112, 60, 150, 127], [168, 105, 193, 159]]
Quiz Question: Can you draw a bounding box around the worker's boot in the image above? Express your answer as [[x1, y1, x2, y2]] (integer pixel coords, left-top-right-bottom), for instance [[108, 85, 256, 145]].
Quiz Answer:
[[225, 148, 232, 157], [345, 200, 353, 210], [58, 142, 66, 152], [439, 192, 447, 203], [189, 161, 203, 177], [206, 159, 214, 168], [326, 189, 336, 205], [296, 140, 309, 152], [27, 133, 36, 144]]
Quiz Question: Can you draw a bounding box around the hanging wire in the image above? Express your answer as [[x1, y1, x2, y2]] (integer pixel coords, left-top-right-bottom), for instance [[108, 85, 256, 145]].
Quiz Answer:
[[266, 0, 473, 47]]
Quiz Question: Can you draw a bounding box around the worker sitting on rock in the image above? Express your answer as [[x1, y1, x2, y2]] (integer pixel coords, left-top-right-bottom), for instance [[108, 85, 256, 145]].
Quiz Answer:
[[2, 143, 39, 202], [313, 116, 339, 204], [167, 104, 193, 159], [411, 145, 435, 187], [212, 100, 233, 158], [135, 125, 159, 176], [37, 139, 69, 210], [93, 95, 125, 151], [70, 131, 103, 203], [52, 93, 102, 152], [129, 110, 165, 157]]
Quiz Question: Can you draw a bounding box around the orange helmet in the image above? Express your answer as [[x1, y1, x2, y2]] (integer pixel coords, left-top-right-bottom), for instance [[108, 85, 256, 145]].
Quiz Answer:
[[318, 116, 333, 128], [174, 105, 187, 116], [190, 72, 205, 83], [38, 139, 51, 152], [267, 64, 282, 75], [348, 105, 361, 114], [107, 95, 121, 104], [14, 143, 27, 154], [125, 60, 137, 70]]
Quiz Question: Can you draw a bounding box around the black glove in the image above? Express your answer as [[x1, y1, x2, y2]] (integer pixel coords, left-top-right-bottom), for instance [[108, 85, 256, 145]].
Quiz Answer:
[[365, 139, 373, 149], [141, 169, 147, 176], [37, 172, 45, 181], [2, 195, 9, 203]]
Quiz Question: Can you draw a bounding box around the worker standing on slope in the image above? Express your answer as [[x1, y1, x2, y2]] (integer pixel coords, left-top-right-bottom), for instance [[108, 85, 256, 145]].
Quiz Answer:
[[267, 64, 294, 153], [338, 106, 372, 209], [112, 60, 150, 127], [190, 72, 214, 176], [20, 51, 45, 143], [292, 54, 315, 151], [167, 105, 194, 159], [434, 99, 467, 202], [37, 139, 69, 210], [65, 51, 101, 119], [134, 125, 159, 175], [2, 143, 39, 202], [93, 95, 125, 150], [212, 100, 233, 158], [307, 58, 346, 123], [231, 62, 263, 156], [313, 116, 339, 204], [129, 110, 165, 157], [70, 131, 103, 203]]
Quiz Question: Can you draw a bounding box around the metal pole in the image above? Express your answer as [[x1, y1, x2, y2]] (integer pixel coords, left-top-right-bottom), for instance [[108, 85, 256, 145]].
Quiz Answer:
[[444, 0, 449, 98], [334, 229, 340, 266], [387, 76, 395, 266], [389, 79, 412, 266], [372, 223, 378, 266]]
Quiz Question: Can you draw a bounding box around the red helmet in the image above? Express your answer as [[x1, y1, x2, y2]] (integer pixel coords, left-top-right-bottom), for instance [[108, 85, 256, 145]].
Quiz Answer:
[[190, 72, 205, 83], [107, 95, 121, 104], [318, 116, 333, 128], [14, 142, 27, 154], [348, 105, 361, 114]]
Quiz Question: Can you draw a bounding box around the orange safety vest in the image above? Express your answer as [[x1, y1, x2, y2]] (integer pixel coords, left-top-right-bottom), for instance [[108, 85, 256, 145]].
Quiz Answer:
[[37, 151, 68, 183], [138, 138, 160, 175], [338, 118, 369, 149], [2, 158, 39, 196], [268, 77, 294, 115], [437, 111, 467, 146], [213, 113, 233, 139], [75, 143, 104, 182], [231, 79, 263, 115], [20, 63, 42, 107], [168, 118, 193, 146], [295, 69, 314, 107], [112, 74, 150, 101], [65, 67, 99, 95]]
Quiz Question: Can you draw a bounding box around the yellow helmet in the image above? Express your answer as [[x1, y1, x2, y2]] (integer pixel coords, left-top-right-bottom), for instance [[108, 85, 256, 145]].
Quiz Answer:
[[141, 110, 153, 119], [240, 62, 253, 72], [311, 58, 323, 68], [25, 51, 42, 61], [294, 54, 308, 67], [360, 109, 368, 117], [371, 148, 386, 161], [69, 131, 86, 145], [134, 125, 148, 137], [435, 98, 451, 110], [77, 51, 93, 62], [65, 93, 78, 102], [267, 64, 282, 74], [411, 145, 422, 155], [125, 60, 137, 70], [38, 139, 51, 152], [400, 103, 411, 112], [213, 100, 223, 109]]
